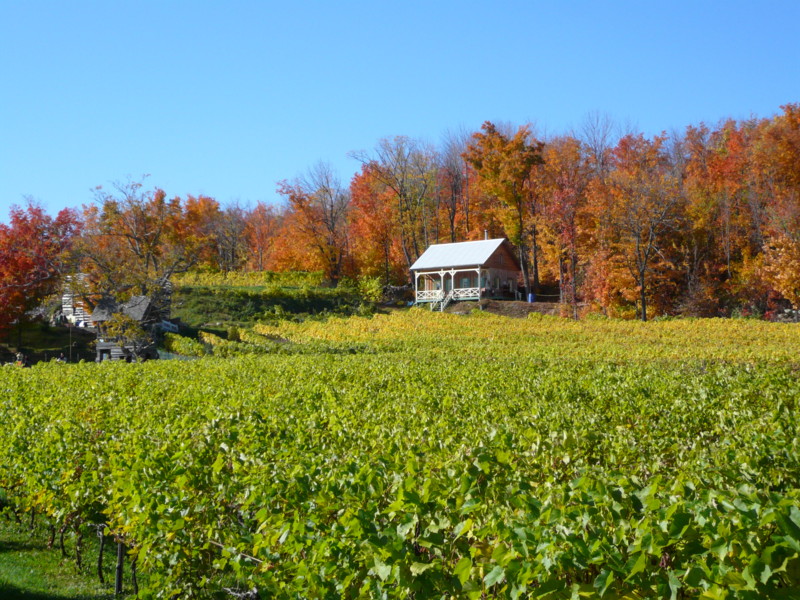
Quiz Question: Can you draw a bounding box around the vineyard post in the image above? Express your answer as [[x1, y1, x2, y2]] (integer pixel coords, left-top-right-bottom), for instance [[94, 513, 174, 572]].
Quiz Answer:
[[115, 542, 124, 594], [131, 555, 139, 595], [97, 525, 106, 584]]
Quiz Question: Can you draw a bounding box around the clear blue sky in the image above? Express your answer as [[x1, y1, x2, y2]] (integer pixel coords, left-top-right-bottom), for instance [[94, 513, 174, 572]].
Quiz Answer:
[[1, 1, 798, 218]]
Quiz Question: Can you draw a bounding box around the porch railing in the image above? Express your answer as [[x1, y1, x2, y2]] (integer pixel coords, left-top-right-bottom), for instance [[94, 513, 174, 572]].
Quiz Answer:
[[416, 289, 444, 302], [452, 287, 480, 300], [416, 287, 481, 304]]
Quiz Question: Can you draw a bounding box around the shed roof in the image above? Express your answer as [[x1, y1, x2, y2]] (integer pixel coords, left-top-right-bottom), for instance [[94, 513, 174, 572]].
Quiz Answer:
[[91, 295, 152, 323], [90, 298, 118, 322], [410, 238, 513, 271], [122, 296, 151, 322]]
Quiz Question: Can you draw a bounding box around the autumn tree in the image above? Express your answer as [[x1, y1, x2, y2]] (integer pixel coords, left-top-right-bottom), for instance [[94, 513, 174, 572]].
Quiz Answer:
[[678, 123, 722, 315], [349, 163, 405, 284], [579, 116, 623, 314], [277, 162, 350, 285], [77, 178, 201, 313], [211, 203, 248, 273], [755, 104, 800, 308], [0, 201, 79, 335], [103, 313, 152, 360], [580, 111, 617, 181], [607, 134, 683, 321], [537, 136, 591, 315], [180, 195, 222, 268], [709, 121, 764, 278], [679, 117, 778, 314], [436, 129, 471, 242], [245, 202, 282, 271], [464, 121, 545, 294], [351, 137, 437, 271]]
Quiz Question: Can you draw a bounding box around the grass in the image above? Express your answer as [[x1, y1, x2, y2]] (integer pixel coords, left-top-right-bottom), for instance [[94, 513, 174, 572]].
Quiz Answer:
[[0, 518, 134, 599]]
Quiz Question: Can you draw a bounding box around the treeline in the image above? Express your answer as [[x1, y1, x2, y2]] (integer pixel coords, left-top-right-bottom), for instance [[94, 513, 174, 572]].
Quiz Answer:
[[1, 104, 799, 328]]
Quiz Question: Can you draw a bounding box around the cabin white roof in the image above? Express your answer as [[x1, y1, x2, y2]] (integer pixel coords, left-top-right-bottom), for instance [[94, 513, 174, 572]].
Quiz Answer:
[[410, 239, 508, 271]]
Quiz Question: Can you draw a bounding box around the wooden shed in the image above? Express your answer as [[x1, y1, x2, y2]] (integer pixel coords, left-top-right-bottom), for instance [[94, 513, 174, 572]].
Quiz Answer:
[[91, 296, 159, 362], [410, 238, 522, 310]]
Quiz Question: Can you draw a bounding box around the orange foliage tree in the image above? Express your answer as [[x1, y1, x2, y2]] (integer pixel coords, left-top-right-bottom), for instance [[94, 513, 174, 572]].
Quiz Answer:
[[244, 202, 282, 271], [351, 137, 438, 271], [756, 104, 800, 310], [276, 163, 351, 285], [604, 134, 683, 321], [536, 136, 591, 313], [77, 178, 206, 311], [464, 122, 545, 294], [348, 164, 405, 284]]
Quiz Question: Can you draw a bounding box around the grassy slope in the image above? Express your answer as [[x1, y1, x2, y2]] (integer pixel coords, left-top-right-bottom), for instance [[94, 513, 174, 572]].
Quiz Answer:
[[170, 284, 363, 329], [0, 519, 131, 599]]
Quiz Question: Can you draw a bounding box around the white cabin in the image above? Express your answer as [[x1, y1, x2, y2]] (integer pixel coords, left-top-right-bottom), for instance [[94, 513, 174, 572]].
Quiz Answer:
[[410, 239, 522, 309]]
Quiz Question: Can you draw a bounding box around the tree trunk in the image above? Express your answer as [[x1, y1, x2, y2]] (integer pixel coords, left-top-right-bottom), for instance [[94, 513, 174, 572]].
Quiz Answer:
[[530, 225, 541, 293], [640, 271, 648, 322], [519, 246, 531, 295], [570, 246, 579, 320]]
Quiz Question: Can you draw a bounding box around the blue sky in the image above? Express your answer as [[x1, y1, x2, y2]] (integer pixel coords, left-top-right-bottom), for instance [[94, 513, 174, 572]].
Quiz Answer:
[[1, 1, 798, 217]]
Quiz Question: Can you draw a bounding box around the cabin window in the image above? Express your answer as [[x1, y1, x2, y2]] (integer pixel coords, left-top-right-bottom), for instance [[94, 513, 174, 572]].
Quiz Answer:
[[460, 276, 471, 288], [508, 278, 515, 290], [499, 254, 505, 266]]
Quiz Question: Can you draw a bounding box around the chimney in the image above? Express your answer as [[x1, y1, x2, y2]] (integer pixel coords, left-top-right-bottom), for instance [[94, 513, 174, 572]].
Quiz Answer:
[[484, 230, 488, 240]]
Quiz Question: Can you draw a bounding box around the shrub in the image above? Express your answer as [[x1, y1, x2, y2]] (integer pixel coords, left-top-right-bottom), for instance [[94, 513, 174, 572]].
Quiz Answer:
[[162, 333, 207, 357]]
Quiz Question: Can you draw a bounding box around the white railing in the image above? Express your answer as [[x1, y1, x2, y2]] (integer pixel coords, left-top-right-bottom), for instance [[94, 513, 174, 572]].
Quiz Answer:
[[416, 289, 444, 302], [417, 287, 481, 305], [452, 287, 480, 300]]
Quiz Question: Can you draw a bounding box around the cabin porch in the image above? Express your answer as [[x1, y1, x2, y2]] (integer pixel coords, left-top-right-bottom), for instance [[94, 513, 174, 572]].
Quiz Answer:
[[414, 268, 520, 307]]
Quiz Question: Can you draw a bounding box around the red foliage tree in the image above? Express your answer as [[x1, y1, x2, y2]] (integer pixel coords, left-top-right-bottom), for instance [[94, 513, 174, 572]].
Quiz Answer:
[[0, 202, 80, 335]]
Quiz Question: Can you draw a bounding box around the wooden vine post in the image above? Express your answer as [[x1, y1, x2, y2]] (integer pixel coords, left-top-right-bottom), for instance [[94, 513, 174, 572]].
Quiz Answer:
[[96, 524, 106, 585], [115, 541, 124, 594]]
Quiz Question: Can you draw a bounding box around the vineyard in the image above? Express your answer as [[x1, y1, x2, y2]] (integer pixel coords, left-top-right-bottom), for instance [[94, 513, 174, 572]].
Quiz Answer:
[[1, 310, 799, 598]]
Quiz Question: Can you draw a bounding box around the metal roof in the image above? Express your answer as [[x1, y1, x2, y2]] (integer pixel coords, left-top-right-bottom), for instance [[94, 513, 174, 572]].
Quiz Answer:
[[410, 238, 508, 270]]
